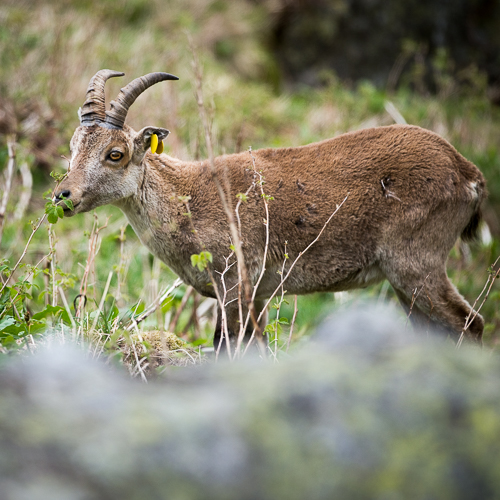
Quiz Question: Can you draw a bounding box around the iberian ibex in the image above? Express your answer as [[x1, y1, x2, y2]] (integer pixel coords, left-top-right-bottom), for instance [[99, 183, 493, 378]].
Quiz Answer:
[[55, 70, 486, 348]]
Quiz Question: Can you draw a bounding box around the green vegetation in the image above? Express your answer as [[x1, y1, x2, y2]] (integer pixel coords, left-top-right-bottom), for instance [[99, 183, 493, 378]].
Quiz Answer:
[[0, 0, 499, 367]]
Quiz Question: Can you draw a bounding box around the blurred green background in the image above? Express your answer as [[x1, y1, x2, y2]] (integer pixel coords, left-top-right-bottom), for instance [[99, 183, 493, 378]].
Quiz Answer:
[[0, 0, 499, 355]]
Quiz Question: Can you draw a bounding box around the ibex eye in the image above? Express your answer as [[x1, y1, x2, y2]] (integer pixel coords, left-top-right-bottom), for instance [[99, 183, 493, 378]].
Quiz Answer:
[[109, 151, 123, 161]]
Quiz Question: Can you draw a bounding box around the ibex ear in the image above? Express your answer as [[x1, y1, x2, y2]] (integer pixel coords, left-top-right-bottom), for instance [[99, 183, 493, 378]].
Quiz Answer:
[[135, 126, 170, 155]]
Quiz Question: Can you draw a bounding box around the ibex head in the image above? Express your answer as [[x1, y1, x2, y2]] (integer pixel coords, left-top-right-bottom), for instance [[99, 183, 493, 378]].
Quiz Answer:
[[56, 70, 178, 214]]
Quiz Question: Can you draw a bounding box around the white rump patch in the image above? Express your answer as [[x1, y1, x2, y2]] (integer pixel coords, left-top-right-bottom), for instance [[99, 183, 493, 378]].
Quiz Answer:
[[481, 222, 492, 246]]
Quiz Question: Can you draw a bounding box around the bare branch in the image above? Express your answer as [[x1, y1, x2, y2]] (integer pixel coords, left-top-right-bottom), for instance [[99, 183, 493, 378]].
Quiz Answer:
[[244, 193, 350, 354], [457, 254, 500, 347], [236, 148, 271, 356], [76, 214, 111, 320], [286, 295, 299, 352], [188, 35, 259, 338], [126, 278, 183, 331], [0, 136, 16, 246], [258, 193, 349, 323]]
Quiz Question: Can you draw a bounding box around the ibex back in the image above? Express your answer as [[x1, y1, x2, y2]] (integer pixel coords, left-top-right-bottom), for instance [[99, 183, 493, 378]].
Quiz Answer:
[[56, 70, 486, 348]]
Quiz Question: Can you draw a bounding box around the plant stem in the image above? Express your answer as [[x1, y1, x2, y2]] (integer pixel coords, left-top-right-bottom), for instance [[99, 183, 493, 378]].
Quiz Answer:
[[0, 136, 17, 247]]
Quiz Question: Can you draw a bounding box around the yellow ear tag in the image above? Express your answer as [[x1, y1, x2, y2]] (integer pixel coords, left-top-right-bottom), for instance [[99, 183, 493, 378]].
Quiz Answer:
[[151, 133, 158, 154], [156, 140, 164, 154]]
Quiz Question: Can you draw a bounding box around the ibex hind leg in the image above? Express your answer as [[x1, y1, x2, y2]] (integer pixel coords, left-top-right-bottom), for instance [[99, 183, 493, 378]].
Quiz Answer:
[[392, 287, 440, 334], [389, 270, 483, 344]]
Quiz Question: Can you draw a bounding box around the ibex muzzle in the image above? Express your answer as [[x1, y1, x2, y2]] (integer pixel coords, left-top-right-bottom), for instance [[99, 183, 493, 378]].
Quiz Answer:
[[56, 70, 486, 349]]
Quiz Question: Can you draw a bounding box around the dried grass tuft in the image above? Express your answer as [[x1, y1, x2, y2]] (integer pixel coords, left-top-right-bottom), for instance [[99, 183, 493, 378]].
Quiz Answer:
[[121, 330, 202, 377]]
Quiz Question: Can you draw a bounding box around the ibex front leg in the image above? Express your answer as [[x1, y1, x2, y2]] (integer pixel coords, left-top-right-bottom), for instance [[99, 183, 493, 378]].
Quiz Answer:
[[214, 299, 268, 357]]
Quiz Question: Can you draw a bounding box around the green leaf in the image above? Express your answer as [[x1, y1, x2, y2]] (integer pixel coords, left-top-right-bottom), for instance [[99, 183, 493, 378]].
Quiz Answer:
[[28, 320, 47, 334], [56, 205, 64, 218], [190, 251, 213, 272], [264, 324, 275, 334], [1, 322, 27, 336], [50, 170, 67, 182], [32, 305, 72, 325], [0, 288, 11, 306], [105, 304, 120, 323], [63, 198, 74, 210], [45, 204, 59, 224], [0, 334, 16, 346], [0, 317, 16, 331]]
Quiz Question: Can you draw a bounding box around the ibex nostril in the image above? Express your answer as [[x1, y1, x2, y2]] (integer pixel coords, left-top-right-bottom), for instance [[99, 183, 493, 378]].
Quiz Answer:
[[56, 189, 71, 201]]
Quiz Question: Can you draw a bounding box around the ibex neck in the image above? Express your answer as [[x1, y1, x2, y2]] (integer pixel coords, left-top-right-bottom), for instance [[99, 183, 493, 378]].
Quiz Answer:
[[113, 155, 204, 283]]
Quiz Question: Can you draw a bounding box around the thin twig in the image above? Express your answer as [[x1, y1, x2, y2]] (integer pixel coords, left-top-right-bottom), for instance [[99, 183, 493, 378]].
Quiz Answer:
[[13, 161, 32, 221], [236, 149, 271, 357], [178, 189, 230, 358], [269, 241, 289, 362], [3, 252, 51, 315], [76, 214, 110, 320], [244, 193, 349, 354], [182, 292, 200, 335], [0, 214, 48, 295], [1, 160, 68, 294], [0, 136, 16, 246], [188, 35, 259, 337], [131, 340, 148, 383], [214, 252, 236, 360], [90, 270, 113, 334], [286, 295, 299, 352], [457, 254, 500, 347], [58, 286, 77, 331], [169, 285, 193, 332], [405, 272, 432, 329], [48, 224, 58, 307], [258, 194, 349, 323], [233, 164, 259, 351], [384, 101, 407, 125], [126, 278, 183, 331], [115, 225, 128, 306]]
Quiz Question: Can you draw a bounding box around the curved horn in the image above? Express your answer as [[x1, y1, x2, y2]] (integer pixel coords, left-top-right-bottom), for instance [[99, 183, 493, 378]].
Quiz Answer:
[[80, 70, 125, 126], [105, 72, 179, 129]]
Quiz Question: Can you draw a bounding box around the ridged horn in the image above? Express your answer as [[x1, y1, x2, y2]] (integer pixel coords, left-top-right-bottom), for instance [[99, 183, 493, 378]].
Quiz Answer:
[[105, 72, 179, 129], [80, 70, 125, 126]]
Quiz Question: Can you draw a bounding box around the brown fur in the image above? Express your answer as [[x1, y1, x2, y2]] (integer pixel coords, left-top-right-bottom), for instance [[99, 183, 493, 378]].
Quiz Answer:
[[57, 122, 486, 346]]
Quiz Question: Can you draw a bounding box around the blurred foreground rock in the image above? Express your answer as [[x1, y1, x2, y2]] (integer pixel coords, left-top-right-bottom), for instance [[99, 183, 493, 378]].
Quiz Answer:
[[1, 305, 500, 499]]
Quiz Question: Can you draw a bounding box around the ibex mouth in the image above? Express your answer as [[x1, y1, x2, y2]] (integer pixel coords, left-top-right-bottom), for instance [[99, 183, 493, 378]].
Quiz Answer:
[[62, 202, 81, 216]]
